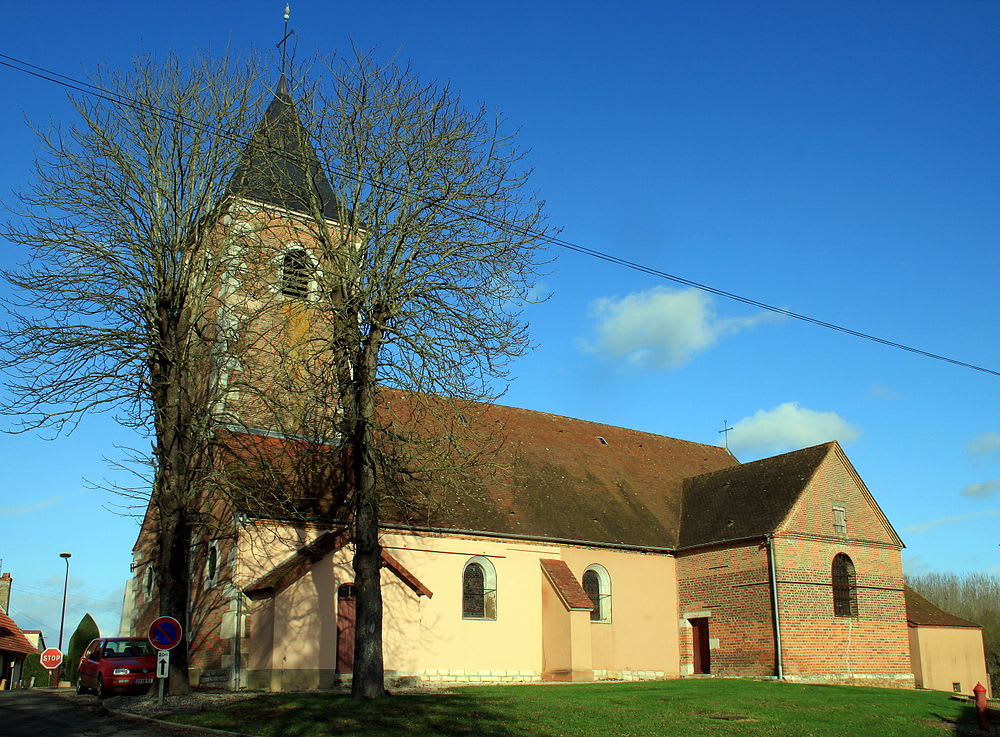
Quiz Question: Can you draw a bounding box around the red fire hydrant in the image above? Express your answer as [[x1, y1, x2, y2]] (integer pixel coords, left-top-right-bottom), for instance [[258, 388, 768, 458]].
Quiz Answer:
[[973, 682, 990, 732]]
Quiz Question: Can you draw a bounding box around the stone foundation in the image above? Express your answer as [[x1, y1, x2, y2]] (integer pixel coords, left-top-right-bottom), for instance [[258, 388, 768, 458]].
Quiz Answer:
[[593, 669, 667, 681], [779, 672, 916, 690]]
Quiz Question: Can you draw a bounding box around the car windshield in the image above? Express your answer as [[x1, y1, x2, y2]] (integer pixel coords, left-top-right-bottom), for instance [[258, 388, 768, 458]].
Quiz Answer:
[[103, 640, 154, 657]]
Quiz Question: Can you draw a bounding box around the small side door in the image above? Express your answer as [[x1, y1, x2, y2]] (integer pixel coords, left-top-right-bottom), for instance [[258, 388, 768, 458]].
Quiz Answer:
[[690, 618, 711, 675], [336, 583, 356, 674]]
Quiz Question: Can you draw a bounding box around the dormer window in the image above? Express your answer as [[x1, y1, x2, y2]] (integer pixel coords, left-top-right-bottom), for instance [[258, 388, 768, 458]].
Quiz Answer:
[[281, 248, 311, 299]]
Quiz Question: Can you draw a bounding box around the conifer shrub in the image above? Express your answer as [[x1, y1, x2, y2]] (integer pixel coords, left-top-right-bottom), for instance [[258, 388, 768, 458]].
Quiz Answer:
[[64, 613, 100, 683]]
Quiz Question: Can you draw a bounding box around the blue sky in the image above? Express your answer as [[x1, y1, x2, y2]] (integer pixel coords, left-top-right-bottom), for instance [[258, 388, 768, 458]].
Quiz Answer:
[[1, 1, 998, 641]]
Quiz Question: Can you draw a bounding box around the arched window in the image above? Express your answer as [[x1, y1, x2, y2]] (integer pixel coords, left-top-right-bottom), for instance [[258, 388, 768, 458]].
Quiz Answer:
[[582, 564, 612, 622], [832, 553, 858, 617], [462, 557, 497, 620], [280, 248, 311, 299], [206, 544, 219, 587], [145, 565, 155, 595]]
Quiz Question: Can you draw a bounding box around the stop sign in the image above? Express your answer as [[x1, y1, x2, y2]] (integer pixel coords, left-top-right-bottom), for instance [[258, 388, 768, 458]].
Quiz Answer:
[[39, 648, 63, 669]]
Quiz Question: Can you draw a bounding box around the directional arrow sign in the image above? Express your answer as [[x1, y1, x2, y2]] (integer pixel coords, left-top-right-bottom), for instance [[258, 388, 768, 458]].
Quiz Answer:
[[147, 616, 183, 651], [157, 650, 169, 679]]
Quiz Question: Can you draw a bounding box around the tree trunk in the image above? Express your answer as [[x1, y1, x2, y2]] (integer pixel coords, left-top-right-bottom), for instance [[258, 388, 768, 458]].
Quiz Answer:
[[150, 310, 195, 696], [350, 334, 384, 699], [158, 505, 193, 695]]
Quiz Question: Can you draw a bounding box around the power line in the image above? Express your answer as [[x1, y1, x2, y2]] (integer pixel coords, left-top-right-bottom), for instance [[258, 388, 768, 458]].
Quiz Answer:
[[9, 605, 56, 633], [14, 582, 121, 608], [1, 51, 997, 378]]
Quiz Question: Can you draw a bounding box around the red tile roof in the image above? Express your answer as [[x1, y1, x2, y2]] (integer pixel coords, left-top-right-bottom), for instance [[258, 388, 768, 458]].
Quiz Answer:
[[905, 586, 982, 629], [381, 551, 433, 598], [244, 529, 350, 600], [540, 559, 593, 611], [244, 529, 434, 600], [0, 610, 37, 656], [228, 392, 873, 552]]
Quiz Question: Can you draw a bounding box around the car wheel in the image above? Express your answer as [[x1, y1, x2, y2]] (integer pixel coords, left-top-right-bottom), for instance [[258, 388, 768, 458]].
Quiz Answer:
[[96, 674, 108, 700], [76, 676, 87, 695]]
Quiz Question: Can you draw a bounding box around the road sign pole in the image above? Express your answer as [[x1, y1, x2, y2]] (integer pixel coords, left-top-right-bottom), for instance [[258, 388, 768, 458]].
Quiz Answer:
[[148, 616, 182, 704], [156, 649, 169, 707]]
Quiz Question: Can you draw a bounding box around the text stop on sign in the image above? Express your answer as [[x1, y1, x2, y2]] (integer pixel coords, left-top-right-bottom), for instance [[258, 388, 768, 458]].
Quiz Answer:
[[39, 648, 62, 669]]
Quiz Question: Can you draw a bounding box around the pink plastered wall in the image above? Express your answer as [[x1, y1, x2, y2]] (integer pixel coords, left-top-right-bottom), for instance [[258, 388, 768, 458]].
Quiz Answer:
[[237, 523, 680, 680]]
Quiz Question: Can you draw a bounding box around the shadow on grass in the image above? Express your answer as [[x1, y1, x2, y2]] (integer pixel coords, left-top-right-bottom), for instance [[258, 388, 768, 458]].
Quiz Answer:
[[168, 691, 544, 737], [933, 704, 1000, 736]]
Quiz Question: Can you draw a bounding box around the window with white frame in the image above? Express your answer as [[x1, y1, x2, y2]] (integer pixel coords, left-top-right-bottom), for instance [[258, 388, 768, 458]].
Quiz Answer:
[[582, 564, 612, 622], [205, 542, 220, 589], [462, 556, 497, 620], [280, 248, 312, 299]]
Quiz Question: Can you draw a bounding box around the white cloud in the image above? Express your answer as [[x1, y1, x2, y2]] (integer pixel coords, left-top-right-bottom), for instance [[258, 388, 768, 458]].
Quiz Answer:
[[903, 509, 1000, 535], [960, 480, 1000, 499], [871, 384, 903, 400], [727, 402, 860, 455], [582, 287, 778, 369], [0, 496, 62, 517], [967, 432, 1000, 461], [7, 576, 124, 641], [902, 555, 932, 577]]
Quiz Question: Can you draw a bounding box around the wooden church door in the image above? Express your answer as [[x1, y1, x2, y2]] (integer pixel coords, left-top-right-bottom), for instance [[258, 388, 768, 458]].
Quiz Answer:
[[336, 583, 356, 674], [691, 618, 711, 674]]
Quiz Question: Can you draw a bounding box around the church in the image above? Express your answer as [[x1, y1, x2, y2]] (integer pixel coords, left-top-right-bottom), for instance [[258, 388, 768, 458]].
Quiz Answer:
[[122, 76, 989, 696]]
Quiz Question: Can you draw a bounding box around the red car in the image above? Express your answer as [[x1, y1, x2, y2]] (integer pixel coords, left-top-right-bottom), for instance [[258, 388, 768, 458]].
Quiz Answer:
[[76, 637, 157, 698]]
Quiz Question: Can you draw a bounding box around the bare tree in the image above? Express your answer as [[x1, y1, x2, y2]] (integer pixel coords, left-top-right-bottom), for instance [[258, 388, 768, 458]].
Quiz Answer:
[[4, 47, 552, 701], [273, 49, 555, 699], [0, 53, 273, 694]]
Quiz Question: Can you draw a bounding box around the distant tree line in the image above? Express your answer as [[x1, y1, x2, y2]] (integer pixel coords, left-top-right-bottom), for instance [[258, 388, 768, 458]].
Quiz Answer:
[[907, 572, 1000, 687]]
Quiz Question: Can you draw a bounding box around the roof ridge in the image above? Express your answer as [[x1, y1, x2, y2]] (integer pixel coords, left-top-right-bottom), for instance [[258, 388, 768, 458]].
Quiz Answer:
[[684, 441, 835, 483]]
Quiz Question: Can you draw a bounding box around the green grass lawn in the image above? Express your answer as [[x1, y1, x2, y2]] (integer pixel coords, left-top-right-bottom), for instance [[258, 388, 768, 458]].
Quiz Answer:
[[165, 679, 985, 737]]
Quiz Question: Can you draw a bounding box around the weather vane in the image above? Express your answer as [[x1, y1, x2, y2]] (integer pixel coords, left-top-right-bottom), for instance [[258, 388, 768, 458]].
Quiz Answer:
[[719, 419, 734, 449], [276, 3, 295, 76]]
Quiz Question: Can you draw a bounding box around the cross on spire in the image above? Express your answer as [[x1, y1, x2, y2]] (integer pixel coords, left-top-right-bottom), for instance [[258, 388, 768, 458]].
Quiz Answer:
[[718, 420, 734, 449], [276, 3, 295, 78]]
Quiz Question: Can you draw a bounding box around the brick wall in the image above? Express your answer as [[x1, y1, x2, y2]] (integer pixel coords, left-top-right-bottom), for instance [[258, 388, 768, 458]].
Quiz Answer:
[[773, 536, 911, 679], [783, 447, 898, 546], [677, 542, 777, 676], [774, 446, 911, 681], [676, 446, 912, 684]]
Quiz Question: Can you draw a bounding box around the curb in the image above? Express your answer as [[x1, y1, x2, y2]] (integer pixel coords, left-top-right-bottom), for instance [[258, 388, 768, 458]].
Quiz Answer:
[[41, 689, 258, 737]]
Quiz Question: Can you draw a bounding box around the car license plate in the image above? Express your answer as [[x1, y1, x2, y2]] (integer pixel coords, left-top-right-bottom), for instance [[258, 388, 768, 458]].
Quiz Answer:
[[135, 678, 153, 684]]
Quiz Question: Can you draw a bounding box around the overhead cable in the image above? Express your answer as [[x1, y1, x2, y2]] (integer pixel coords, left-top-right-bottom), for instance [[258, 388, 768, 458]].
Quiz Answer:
[[0, 51, 996, 378]]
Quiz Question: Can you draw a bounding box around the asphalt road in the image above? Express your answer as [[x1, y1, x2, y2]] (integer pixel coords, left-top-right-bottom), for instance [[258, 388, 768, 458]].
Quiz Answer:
[[0, 690, 189, 737]]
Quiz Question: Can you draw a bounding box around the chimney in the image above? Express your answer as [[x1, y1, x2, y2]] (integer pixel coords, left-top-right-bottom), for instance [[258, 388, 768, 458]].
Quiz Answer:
[[0, 572, 11, 613]]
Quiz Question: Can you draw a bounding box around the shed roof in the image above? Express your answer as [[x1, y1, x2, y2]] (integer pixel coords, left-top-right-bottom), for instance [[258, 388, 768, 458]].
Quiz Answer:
[[905, 586, 982, 629], [0, 610, 37, 656], [540, 559, 593, 611]]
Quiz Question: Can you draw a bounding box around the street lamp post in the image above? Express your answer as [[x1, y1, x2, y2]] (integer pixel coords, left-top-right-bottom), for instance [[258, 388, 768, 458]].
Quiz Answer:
[[55, 552, 71, 688]]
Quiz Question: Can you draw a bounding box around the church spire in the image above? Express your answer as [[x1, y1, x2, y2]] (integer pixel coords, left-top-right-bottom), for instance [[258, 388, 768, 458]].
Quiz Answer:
[[227, 75, 343, 221]]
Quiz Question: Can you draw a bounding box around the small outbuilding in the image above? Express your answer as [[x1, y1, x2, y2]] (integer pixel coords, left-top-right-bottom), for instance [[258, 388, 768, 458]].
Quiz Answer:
[[0, 609, 38, 689], [905, 586, 991, 697]]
